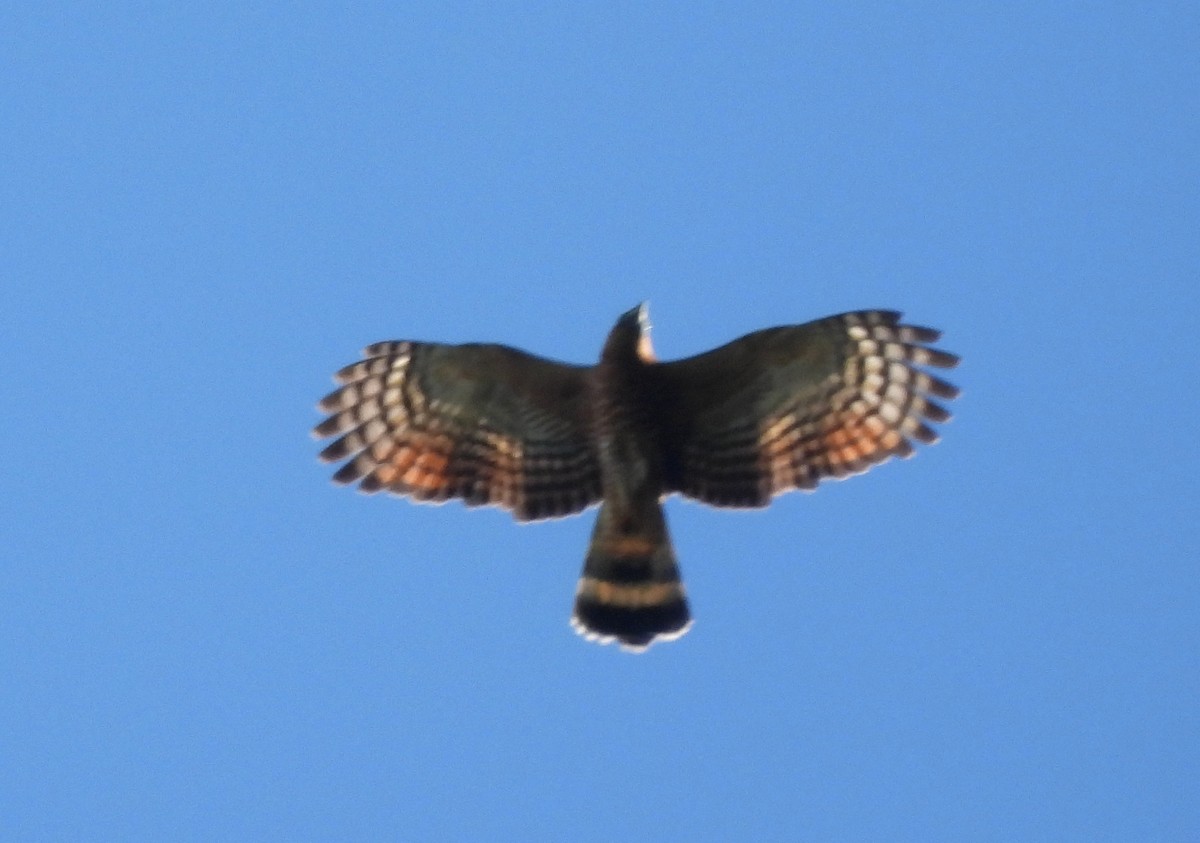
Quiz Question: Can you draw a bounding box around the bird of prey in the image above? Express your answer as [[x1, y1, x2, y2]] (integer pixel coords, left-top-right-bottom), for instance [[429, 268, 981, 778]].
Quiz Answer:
[[313, 305, 959, 650]]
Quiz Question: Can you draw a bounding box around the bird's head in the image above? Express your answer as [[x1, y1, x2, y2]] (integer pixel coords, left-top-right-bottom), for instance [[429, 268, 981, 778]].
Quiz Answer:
[[604, 302, 656, 363]]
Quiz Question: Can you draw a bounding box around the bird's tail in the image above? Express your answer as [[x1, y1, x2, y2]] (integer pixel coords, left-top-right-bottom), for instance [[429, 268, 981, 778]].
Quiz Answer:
[[571, 499, 692, 650]]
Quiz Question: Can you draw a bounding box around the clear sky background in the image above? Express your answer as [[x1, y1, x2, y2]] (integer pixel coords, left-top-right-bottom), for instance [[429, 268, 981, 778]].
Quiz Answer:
[[3, 3, 1197, 841]]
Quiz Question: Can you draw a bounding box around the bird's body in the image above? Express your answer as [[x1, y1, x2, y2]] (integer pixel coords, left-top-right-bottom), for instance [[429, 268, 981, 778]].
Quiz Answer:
[[314, 305, 959, 650], [576, 307, 689, 646]]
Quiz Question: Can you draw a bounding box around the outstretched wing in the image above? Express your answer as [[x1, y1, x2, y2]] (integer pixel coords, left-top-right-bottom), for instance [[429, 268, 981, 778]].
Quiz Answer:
[[314, 341, 602, 521], [653, 310, 960, 508]]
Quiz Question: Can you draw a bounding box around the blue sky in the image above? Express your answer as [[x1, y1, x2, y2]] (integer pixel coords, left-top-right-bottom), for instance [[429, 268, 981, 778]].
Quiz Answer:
[[3, 3, 1197, 840]]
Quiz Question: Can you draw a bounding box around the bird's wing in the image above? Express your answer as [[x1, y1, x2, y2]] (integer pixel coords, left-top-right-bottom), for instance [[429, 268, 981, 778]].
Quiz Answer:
[[653, 310, 960, 508], [314, 341, 601, 521]]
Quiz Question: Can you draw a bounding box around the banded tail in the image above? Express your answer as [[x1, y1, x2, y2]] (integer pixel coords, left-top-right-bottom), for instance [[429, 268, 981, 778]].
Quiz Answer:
[[571, 499, 692, 650]]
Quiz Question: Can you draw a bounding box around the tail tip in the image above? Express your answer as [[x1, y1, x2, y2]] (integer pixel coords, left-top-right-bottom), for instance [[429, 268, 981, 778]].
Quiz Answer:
[[570, 579, 693, 652], [570, 615, 694, 652]]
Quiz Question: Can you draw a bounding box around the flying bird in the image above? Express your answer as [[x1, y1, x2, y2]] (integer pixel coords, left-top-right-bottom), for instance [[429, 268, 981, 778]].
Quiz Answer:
[[313, 306, 959, 650]]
